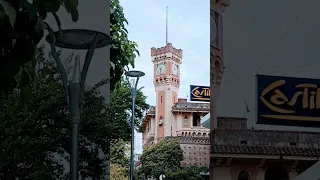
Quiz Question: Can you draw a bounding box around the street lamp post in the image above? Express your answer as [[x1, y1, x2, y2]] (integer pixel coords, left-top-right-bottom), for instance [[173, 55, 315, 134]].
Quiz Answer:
[[126, 70, 145, 180], [46, 27, 111, 180]]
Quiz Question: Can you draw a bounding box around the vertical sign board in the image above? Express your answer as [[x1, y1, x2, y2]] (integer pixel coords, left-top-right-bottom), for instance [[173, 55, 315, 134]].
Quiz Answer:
[[190, 85, 210, 102], [256, 75, 320, 127]]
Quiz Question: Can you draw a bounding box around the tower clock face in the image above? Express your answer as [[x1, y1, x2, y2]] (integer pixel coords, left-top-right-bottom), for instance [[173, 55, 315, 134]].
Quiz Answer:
[[156, 64, 166, 75], [172, 64, 178, 76]]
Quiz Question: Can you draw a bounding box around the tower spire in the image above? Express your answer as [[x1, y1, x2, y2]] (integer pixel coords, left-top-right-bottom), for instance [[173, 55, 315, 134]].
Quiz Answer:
[[166, 6, 168, 44]]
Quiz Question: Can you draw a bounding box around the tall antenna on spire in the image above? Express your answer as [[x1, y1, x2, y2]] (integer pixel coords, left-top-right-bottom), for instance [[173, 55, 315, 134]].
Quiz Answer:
[[166, 6, 168, 44]]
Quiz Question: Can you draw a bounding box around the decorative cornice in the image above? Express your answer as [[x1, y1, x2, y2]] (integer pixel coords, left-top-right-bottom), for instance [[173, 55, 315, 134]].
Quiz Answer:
[[165, 136, 210, 145], [151, 43, 183, 59], [153, 77, 179, 88]]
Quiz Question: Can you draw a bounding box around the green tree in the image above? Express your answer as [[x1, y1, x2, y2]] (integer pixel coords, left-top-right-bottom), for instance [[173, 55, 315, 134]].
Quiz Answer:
[[140, 139, 184, 179], [110, 139, 130, 168], [164, 166, 209, 180], [0, 0, 79, 98], [0, 47, 149, 179], [110, 163, 128, 180], [110, 0, 140, 89], [1, 0, 140, 102]]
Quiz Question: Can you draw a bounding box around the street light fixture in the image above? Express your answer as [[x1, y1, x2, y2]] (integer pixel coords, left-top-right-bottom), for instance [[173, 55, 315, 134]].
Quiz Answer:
[[126, 70, 145, 180], [46, 27, 111, 180]]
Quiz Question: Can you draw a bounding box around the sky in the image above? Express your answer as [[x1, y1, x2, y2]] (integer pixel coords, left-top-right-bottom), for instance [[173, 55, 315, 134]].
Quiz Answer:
[[120, 0, 210, 154], [44, 0, 320, 155], [121, 0, 320, 154]]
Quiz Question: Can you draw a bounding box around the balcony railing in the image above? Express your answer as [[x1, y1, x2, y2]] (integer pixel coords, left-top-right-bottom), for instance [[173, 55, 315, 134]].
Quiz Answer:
[[180, 128, 210, 138]]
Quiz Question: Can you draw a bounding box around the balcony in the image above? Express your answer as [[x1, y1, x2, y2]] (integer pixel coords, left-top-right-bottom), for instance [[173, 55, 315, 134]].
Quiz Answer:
[[180, 128, 210, 138], [142, 132, 155, 146]]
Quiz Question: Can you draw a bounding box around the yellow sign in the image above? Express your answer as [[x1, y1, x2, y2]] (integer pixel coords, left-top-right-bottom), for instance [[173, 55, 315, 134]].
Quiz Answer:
[[259, 79, 320, 121], [190, 85, 210, 102]]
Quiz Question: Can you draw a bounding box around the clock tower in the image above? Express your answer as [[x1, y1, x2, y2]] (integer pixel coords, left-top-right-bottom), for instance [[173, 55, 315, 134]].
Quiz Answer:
[[151, 43, 183, 142]]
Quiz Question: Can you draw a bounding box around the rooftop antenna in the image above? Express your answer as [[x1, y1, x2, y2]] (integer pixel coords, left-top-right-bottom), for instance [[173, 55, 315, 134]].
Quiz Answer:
[[166, 6, 168, 44]]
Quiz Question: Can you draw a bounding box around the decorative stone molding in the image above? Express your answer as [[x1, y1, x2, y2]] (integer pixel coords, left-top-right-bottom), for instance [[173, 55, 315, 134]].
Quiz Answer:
[[151, 43, 183, 59], [290, 160, 299, 171], [153, 77, 179, 88], [226, 158, 232, 166], [216, 158, 223, 166], [217, 117, 247, 129], [172, 101, 210, 112], [258, 159, 266, 169], [213, 129, 320, 147]]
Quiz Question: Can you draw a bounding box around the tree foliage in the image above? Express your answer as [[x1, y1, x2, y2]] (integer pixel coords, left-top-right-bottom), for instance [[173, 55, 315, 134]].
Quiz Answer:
[[0, 0, 79, 98], [110, 0, 140, 89], [110, 163, 128, 180], [164, 166, 209, 180], [110, 139, 130, 168], [109, 140, 131, 179], [0, 47, 148, 179], [139, 139, 209, 180], [140, 139, 184, 179], [1, 0, 140, 103]]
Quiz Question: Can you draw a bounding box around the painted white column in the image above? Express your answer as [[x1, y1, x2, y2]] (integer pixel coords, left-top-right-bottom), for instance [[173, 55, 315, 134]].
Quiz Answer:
[[154, 93, 158, 144], [176, 114, 182, 135], [150, 118, 155, 134]]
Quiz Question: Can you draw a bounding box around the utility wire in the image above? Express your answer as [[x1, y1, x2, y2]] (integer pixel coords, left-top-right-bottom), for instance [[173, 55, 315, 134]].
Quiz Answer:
[[223, 60, 320, 83], [190, 58, 210, 83], [256, 1, 308, 74], [191, 0, 305, 83]]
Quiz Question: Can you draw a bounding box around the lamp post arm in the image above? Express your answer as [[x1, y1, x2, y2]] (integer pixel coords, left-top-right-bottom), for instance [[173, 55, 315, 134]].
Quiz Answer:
[[44, 22, 69, 103], [134, 77, 140, 95], [51, 12, 63, 37], [79, 33, 98, 103]]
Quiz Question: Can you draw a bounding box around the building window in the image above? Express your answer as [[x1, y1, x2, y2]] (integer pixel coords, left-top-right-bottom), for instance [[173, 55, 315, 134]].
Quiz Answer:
[[184, 116, 188, 125], [193, 113, 200, 126], [161, 96, 163, 103], [238, 170, 250, 180]]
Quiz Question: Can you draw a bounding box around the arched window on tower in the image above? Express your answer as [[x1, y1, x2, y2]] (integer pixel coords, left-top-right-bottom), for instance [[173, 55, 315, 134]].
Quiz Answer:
[[184, 116, 188, 125], [238, 170, 250, 180]]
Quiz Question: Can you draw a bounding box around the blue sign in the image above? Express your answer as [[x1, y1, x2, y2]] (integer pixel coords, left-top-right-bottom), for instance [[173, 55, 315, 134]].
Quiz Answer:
[[256, 75, 320, 127], [190, 85, 210, 102]]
